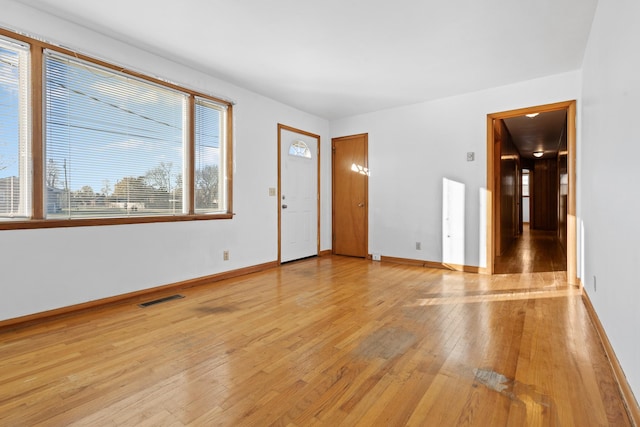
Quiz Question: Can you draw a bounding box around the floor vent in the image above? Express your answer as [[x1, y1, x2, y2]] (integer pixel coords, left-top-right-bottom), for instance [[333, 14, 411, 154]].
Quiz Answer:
[[138, 294, 184, 308]]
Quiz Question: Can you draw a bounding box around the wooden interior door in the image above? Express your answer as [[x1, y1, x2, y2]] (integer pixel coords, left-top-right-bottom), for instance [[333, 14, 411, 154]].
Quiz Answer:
[[332, 134, 367, 257], [532, 158, 558, 231]]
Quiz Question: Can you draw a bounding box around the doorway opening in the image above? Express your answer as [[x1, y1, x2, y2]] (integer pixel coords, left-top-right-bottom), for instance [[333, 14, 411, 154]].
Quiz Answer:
[[486, 101, 577, 283]]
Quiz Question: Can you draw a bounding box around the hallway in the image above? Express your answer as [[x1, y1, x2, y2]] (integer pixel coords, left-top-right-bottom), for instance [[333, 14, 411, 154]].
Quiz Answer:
[[494, 224, 567, 274]]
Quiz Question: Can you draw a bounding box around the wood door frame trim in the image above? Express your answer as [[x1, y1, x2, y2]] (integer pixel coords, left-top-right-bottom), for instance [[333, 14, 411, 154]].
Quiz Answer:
[[277, 124, 321, 263], [486, 100, 577, 283], [331, 133, 369, 257]]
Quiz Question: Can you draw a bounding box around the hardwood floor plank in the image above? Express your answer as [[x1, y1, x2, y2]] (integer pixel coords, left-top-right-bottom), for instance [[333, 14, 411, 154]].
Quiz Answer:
[[0, 255, 632, 426], [494, 224, 567, 274]]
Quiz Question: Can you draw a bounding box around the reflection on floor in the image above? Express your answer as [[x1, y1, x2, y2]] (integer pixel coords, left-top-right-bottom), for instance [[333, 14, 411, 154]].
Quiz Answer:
[[494, 223, 567, 274]]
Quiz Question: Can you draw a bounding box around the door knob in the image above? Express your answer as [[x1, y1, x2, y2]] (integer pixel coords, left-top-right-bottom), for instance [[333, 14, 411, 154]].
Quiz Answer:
[[282, 204, 288, 209], [358, 202, 364, 207]]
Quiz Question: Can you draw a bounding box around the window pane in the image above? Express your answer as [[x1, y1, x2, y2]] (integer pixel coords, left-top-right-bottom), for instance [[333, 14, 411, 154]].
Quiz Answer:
[[0, 38, 30, 219], [522, 171, 529, 197], [44, 51, 186, 218], [289, 140, 311, 158], [194, 97, 226, 213]]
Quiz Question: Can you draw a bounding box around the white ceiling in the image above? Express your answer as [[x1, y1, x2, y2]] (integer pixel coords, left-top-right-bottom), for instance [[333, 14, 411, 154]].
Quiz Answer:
[[17, 0, 598, 120]]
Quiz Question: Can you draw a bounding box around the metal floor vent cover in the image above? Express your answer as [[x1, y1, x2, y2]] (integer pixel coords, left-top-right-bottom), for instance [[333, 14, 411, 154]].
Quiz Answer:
[[139, 294, 185, 308]]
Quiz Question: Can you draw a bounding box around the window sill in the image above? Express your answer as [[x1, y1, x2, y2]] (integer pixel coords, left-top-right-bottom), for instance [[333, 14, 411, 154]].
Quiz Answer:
[[0, 213, 234, 230]]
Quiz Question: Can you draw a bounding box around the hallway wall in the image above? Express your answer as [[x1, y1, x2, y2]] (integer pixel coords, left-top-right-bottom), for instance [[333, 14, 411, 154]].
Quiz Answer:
[[495, 119, 520, 255], [581, 0, 640, 400], [558, 139, 568, 252]]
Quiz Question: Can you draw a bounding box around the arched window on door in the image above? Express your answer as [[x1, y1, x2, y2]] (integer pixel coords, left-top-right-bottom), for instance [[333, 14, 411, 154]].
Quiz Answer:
[[288, 140, 312, 159]]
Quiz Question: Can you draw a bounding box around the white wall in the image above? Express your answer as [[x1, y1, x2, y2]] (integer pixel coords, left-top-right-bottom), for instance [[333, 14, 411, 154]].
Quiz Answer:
[[0, 2, 331, 321], [581, 0, 640, 400], [330, 72, 580, 268]]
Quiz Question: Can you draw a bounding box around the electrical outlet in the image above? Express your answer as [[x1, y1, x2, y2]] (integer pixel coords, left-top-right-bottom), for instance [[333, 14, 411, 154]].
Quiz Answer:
[[416, 242, 421, 250], [372, 253, 381, 261], [223, 250, 229, 261], [467, 152, 475, 162]]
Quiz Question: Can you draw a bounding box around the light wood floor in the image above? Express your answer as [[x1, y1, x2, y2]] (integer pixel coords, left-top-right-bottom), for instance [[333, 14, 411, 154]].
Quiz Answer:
[[0, 256, 631, 426], [494, 224, 567, 274]]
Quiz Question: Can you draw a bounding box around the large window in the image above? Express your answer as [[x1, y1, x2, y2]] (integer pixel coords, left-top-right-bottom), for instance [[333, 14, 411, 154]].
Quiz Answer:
[[0, 37, 30, 219], [0, 29, 232, 228], [194, 97, 227, 213], [45, 51, 187, 218]]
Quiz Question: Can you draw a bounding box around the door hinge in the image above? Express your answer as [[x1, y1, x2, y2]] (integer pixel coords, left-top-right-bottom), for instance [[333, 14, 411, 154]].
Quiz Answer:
[[332, 146, 336, 153]]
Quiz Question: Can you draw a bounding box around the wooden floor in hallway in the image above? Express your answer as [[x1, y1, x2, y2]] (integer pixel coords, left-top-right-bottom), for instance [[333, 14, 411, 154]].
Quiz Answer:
[[0, 256, 631, 426], [494, 224, 568, 274]]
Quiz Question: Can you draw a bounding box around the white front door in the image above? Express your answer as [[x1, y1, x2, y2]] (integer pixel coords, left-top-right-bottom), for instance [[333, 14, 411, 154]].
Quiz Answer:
[[279, 127, 319, 262]]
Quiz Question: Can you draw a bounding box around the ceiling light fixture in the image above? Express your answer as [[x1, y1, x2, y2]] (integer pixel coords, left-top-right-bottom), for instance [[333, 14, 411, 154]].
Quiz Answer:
[[526, 113, 539, 118], [533, 151, 544, 158]]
